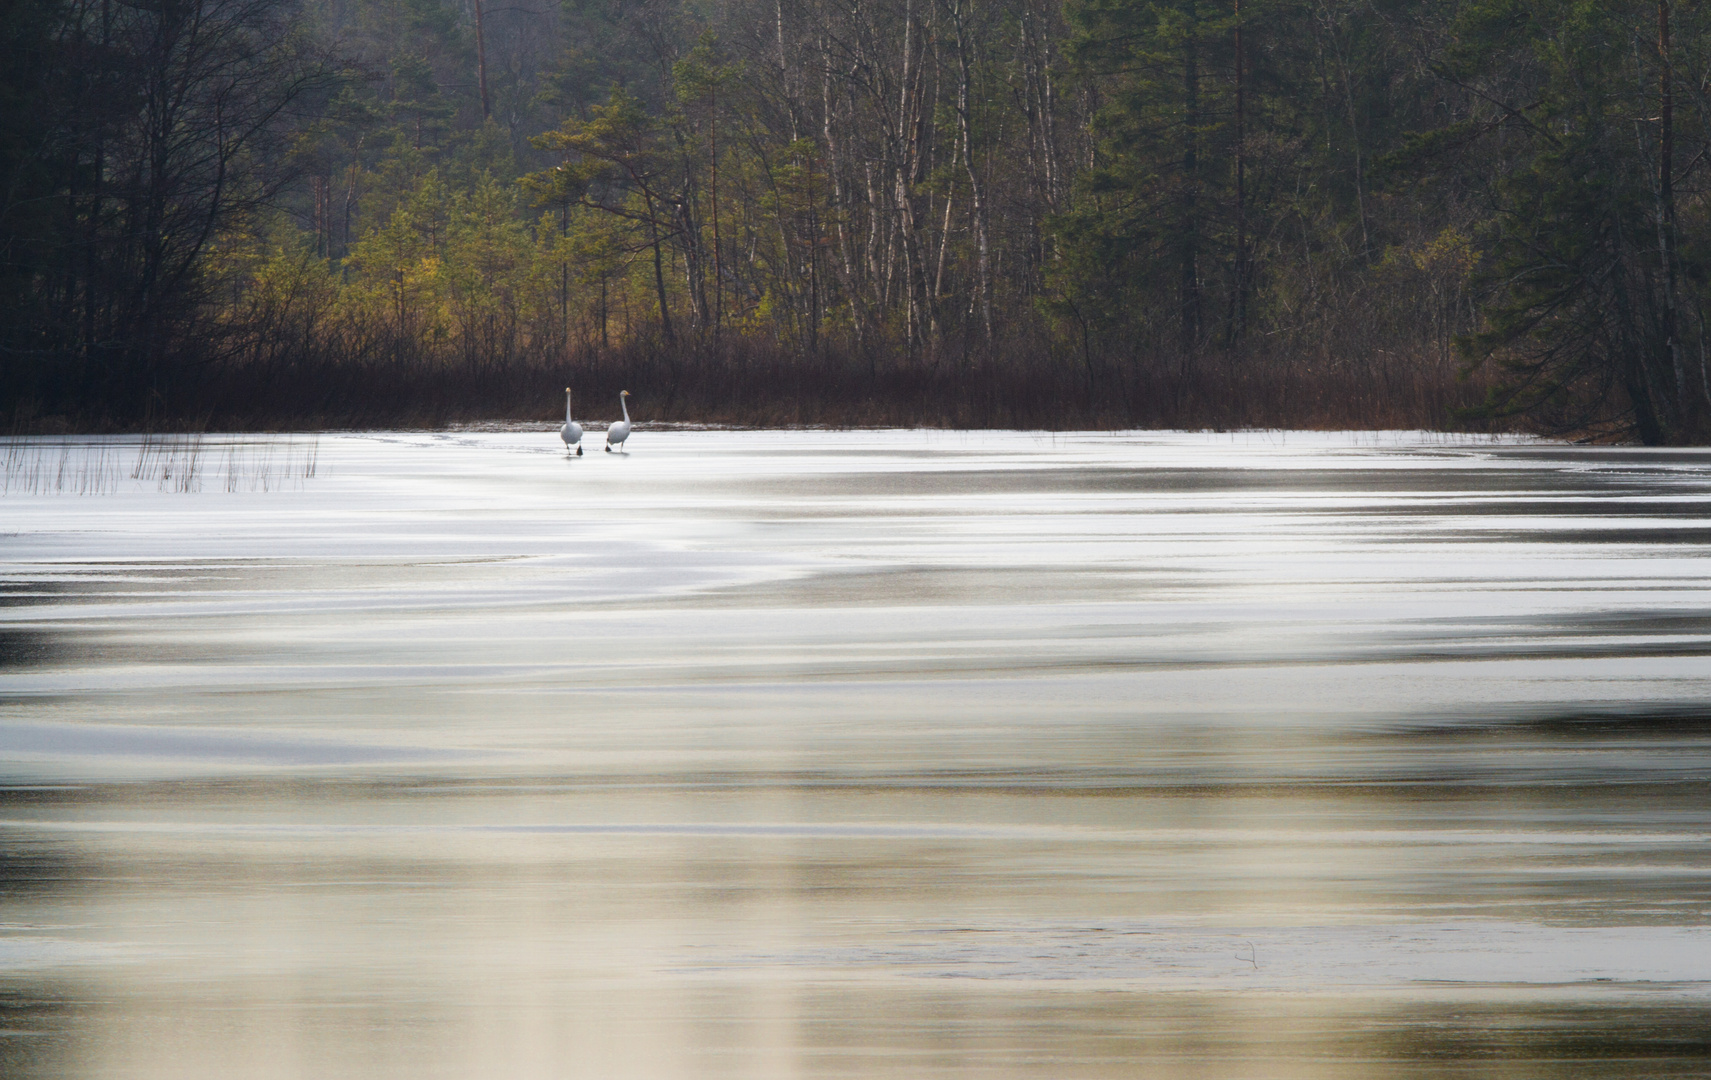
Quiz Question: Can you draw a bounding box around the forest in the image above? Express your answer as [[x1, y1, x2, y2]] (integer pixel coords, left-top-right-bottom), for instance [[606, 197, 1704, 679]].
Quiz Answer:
[[2, 0, 1710, 440]]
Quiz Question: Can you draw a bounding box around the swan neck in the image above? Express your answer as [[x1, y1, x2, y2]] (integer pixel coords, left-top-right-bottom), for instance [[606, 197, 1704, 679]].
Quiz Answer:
[[620, 396, 630, 423], [566, 391, 573, 423]]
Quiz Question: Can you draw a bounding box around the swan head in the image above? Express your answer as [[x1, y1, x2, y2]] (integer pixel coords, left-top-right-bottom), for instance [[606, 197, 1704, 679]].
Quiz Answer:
[[620, 390, 629, 397]]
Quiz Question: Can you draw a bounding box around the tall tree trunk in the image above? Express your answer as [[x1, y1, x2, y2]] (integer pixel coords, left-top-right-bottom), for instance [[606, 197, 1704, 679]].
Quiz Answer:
[[644, 195, 673, 339], [805, 147, 820, 349], [1180, 1, 1200, 370], [1321, 3, 1369, 255], [709, 86, 722, 336], [822, 46, 865, 347], [953, 0, 991, 342], [342, 139, 363, 258], [1656, 0, 1682, 420], [1231, 0, 1246, 347], [897, 0, 919, 350], [560, 201, 569, 360], [473, 0, 491, 120], [777, 0, 800, 141]]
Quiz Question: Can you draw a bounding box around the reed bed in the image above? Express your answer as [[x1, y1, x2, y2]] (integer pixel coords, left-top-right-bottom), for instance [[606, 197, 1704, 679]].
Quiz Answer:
[[1, 434, 320, 495]]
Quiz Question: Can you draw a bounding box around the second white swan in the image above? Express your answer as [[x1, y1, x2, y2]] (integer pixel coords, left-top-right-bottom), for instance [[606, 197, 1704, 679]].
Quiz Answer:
[[605, 390, 632, 453]]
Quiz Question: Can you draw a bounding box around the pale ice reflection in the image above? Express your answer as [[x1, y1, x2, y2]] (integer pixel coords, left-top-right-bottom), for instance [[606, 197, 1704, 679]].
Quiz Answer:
[[2, 429, 1710, 1078]]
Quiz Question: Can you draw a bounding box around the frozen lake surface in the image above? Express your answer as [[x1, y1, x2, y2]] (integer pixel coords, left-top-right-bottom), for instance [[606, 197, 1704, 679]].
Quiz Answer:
[[2, 428, 1710, 1077]]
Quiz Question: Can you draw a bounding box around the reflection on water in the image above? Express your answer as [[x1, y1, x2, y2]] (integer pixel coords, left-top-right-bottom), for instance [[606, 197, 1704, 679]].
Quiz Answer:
[[2, 430, 1709, 1077]]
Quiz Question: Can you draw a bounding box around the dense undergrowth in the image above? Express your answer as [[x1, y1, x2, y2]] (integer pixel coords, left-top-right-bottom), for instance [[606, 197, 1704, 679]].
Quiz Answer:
[[7, 336, 1507, 435]]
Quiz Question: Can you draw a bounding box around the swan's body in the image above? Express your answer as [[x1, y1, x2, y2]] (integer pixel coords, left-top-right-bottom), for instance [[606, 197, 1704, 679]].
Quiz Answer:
[[559, 388, 583, 456], [605, 390, 632, 452]]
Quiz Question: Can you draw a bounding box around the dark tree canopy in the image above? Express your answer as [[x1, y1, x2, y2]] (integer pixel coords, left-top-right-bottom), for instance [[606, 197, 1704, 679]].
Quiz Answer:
[[3, 0, 1709, 441]]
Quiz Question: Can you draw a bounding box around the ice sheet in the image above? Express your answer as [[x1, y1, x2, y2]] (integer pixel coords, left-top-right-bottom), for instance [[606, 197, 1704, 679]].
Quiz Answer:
[[3, 429, 1711, 1077]]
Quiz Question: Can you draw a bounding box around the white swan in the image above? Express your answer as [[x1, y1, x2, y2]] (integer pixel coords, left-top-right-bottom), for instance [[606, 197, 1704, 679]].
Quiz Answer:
[[605, 390, 632, 453], [560, 388, 583, 456]]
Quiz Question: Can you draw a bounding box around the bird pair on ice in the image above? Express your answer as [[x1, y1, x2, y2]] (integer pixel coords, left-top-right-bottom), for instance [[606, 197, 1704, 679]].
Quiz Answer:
[[560, 389, 631, 456]]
